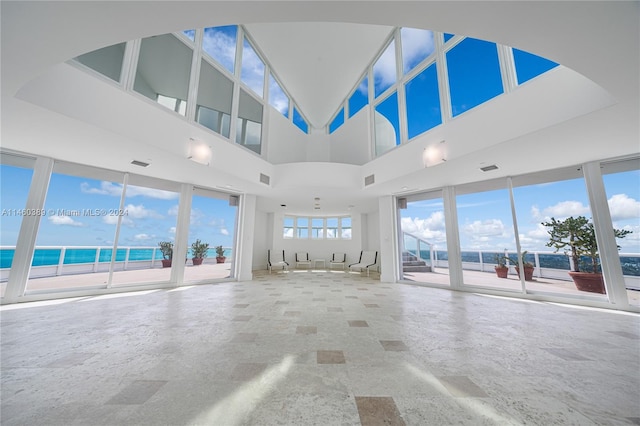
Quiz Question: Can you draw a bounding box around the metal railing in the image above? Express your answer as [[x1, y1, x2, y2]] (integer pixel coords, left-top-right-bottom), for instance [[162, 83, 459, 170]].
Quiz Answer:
[[400, 232, 640, 290], [0, 245, 233, 281]]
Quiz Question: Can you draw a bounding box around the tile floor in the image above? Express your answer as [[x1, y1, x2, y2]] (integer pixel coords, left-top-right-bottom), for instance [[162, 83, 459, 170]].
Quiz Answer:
[[1, 270, 639, 425]]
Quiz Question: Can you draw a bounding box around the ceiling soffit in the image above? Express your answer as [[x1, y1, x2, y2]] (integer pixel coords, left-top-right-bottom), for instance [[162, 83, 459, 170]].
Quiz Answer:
[[244, 22, 393, 128]]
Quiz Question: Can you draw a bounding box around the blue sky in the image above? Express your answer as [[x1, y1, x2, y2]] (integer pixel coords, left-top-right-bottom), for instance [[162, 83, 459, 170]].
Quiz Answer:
[[401, 170, 640, 253], [1, 169, 237, 251]]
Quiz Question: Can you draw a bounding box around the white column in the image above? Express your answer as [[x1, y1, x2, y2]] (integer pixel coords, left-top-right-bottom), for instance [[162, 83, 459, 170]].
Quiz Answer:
[[4, 157, 54, 301], [236, 194, 257, 281], [583, 161, 629, 308], [378, 195, 397, 283], [442, 186, 463, 290], [171, 183, 193, 285]]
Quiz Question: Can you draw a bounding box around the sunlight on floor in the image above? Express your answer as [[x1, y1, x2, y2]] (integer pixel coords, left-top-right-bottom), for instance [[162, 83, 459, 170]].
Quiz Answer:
[[167, 285, 196, 292], [189, 355, 295, 425], [0, 296, 88, 311], [455, 397, 519, 424], [78, 289, 161, 302], [404, 362, 448, 396]]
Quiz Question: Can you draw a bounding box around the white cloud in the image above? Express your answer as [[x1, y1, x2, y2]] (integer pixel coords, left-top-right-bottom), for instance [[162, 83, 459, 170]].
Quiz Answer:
[[169, 227, 176, 234], [608, 193, 640, 221], [530, 205, 541, 221], [541, 201, 590, 219], [617, 224, 639, 252], [103, 215, 133, 227], [202, 26, 237, 73], [220, 228, 230, 236], [48, 215, 83, 227], [518, 223, 552, 251], [401, 28, 435, 72], [373, 41, 397, 92], [134, 233, 154, 241], [401, 212, 447, 244], [462, 219, 506, 237], [269, 76, 289, 115], [168, 205, 179, 216], [80, 181, 178, 200], [357, 77, 368, 96], [124, 204, 162, 219], [241, 40, 265, 96]]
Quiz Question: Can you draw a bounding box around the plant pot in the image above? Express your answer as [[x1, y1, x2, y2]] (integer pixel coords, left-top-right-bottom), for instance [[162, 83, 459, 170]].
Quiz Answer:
[[515, 265, 535, 281], [568, 271, 606, 294], [192, 257, 204, 266], [216, 256, 226, 264], [495, 267, 508, 278], [161, 259, 172, 268]]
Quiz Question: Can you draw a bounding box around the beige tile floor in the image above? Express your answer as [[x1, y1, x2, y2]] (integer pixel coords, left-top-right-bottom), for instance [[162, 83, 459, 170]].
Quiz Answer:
[[1, 270, 639, 425]]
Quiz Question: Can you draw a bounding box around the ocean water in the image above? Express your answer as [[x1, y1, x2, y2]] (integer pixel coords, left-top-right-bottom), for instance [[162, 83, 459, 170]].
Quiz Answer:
[[0, 248, 232, 269]]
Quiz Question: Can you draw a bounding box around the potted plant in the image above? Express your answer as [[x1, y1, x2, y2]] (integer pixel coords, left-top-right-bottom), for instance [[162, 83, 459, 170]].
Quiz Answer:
[[159, 241, 173, 268], [191, 239, 209, 266], [505, 251, 535, 281], [215, 245, 226, 264], [542, 216, 631, 293], [495, 253, 509, 278]]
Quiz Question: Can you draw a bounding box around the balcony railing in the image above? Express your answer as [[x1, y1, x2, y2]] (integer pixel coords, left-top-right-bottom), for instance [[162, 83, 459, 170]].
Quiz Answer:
[[401, 231, 640, 290], [0, 245, 233, 281]]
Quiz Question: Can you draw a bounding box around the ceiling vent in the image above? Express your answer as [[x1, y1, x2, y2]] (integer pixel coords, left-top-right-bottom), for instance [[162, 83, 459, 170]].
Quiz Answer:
[[480, 164, 499, 172], [130, 160, 150, 167], [259, 173, 270, 185], [364, 174, 375, 186]]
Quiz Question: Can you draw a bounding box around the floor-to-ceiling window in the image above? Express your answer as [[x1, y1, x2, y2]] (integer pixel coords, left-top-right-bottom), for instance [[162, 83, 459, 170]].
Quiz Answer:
[[399, 191, 450, 286], [183, 188, 237, 283], [511, 170, 607, 300], [0, 154, 36, 297], [110, 176, 181, 287], [456, 181, 520, 291], [26, 163, 124, 292]]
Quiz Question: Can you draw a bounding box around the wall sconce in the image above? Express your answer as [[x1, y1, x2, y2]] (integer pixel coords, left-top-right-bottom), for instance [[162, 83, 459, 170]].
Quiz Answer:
[[423, 140, 447, 167], [188, 138, 212, 165]]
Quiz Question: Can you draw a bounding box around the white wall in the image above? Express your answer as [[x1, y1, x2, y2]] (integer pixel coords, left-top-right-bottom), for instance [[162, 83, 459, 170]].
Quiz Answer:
[[364, 211, 380, 253], [329, 106, 371, 165], [268, 104, 371, 166], [265, 106, 308, 164], [251, 210, 270, 270], [306, 133, 330, 162], [268, 211, 363, 267]]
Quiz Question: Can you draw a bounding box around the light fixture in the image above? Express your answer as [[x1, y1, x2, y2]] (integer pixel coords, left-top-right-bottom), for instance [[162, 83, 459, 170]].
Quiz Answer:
[[423, 140, 447, 167], [188, 138, 212, 165]]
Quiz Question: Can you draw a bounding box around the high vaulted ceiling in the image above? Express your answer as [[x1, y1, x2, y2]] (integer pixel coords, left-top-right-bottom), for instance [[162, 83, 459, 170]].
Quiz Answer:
[[1, 2, 638, 216], [244, 22, 393, 128]]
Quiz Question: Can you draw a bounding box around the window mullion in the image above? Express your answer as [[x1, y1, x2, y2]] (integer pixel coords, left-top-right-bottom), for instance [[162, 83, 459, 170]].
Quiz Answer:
[[121, 39, 141, 91], [497, 44, 517, 94], [435, 32, 452, 124], [185, 28, 203, 121], [395, 28, 408, 146]]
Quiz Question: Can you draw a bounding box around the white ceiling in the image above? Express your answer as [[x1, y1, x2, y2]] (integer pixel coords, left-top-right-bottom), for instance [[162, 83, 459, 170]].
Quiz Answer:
[[1, 1, 638, 216], [244, 22, 393, 128]]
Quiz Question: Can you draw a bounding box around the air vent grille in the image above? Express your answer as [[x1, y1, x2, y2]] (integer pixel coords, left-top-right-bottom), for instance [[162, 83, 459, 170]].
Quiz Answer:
[[480, 164, 499, 172], [131, 160, 150, 167], [364, 174, 375, 186], [259, 173, 270, 185]]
